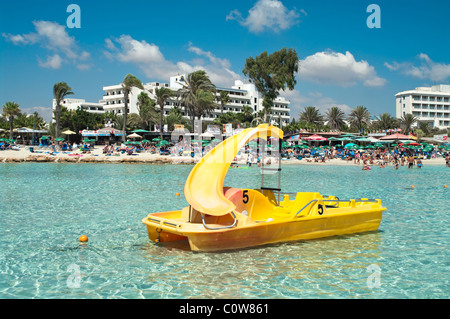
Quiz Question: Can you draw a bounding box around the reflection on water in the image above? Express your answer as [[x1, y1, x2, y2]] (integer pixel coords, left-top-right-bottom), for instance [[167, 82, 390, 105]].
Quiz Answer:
[[0, 163, 448, 298]]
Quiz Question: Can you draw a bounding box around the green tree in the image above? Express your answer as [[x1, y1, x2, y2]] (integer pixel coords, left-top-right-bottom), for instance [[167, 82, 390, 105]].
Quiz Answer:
[[164, 107, 190, 132], [53, 82, 74, 137], [218, 90, 230, 115], [178, 70, 216, 129], [416, 121, 431, 136], [136, 91, 158, 130], [399, 113, 417, 134], [325, 106, 346, 131], [121, 74, 144, 142], [193, 89, 216, 120], [241, 105, 254, 123], [347, 105, 371, 132], [299, 106, 323, 127], [14, 111, 46, 130], [2, 102, 21, 139], [155, 87, 175, 139], [374, 113, 397, 131], [243, 48, 298, 121]]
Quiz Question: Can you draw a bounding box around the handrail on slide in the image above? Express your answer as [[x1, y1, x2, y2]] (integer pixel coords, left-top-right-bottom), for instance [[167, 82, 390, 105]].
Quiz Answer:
[[201, 211, 237, 230]]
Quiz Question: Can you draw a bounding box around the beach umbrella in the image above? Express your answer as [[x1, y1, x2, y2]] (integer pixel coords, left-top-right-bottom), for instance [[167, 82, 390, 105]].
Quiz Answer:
[[55, 137, 65, 142], [160, 140, 169, 145], [132, 129, 150, 133], [127, 133, 142, 139], [152, 138, 161, 142], [62, 130, 76, 135], [40, 136, 50, 140], [337, 137, 353, 142], [365, 145, 375, 149], [298, 144, 310, 149], [344, 143, 358, 149], [142, 139, 151, 143], [0, 137, 7, 141], [322, 145, 331, 149]]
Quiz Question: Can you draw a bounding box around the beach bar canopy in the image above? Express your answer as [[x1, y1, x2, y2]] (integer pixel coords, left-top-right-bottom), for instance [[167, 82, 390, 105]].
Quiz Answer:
[[303, 134, 328, 141], [81, 128, 124, 137], [379, 133, 410, 140]]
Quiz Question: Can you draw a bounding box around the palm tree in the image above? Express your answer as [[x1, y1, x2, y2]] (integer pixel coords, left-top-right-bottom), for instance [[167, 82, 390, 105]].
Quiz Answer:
[[178, 70, 216, 129], [417, 121, 431, 136], [136, 91, 158, 131], [53, 82, 74, 138], [2, 102, 21, 139], [262, 97, 273, 122], [325, 106, 346, 131], [193, 89, 216, 120], [375, 113, 397, 131], [155, 87, 175, 140], [299, 106, 322, 126], [399, 113, 417, 134], [241, 105, 254, 123], [218, 90, 230, 115], [121, 74, 144, 142], [347, 105, 371, 132]]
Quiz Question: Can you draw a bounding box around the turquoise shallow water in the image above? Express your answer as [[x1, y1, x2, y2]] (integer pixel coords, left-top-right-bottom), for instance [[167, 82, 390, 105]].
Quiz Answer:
[[0, 162, 448, 299]]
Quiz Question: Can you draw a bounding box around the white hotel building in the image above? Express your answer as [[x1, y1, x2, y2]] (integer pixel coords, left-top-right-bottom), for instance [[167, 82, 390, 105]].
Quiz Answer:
[[396, 84, 450, 129], [52, 98, 105, 114], [102, 75, 291, 125]]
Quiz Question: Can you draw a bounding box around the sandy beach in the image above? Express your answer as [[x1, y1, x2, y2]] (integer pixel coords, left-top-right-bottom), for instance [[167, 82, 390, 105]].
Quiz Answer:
[[0, 146, 447, 166]]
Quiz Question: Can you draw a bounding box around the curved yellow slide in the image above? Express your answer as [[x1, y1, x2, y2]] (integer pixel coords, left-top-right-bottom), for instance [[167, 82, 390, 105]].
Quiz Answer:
[[184, 124, 283, 216]]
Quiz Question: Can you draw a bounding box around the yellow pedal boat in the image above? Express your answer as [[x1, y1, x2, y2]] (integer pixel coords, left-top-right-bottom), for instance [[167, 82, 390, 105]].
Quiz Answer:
[[142, 124, 386, 252]]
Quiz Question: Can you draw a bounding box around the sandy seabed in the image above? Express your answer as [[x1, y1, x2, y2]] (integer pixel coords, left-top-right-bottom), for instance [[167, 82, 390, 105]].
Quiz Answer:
[[0, 146, 447, 166]]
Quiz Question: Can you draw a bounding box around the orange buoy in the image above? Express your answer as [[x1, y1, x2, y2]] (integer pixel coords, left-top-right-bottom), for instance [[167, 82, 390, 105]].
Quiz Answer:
[[411, 185, 415, 188], [79, 235, 88, 242], [176, 193, 180, 196], [445, 185, 448, 188]]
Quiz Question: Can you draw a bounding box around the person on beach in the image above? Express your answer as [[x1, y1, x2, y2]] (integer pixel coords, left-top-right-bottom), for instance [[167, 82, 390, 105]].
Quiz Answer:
[[417, 158, 423, 168], [407, 156, 415, 169], [446, 155, 450, 167], [394, 158, 399, 170]]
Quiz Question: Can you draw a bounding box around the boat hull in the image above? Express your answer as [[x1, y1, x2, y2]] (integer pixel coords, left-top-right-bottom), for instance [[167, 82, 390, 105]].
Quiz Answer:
[[142, 208, 384, 252]]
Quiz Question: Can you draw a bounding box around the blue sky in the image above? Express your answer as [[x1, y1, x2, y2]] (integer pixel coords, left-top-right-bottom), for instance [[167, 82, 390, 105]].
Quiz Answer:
[[1, 0, 450, 122]]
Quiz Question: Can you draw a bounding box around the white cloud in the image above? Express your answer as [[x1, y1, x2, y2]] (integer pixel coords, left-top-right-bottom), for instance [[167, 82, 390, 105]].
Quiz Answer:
[[38, 54, 62, 69], [104, 36, 241, 87], [385, 53, 450, 82], [115, 35, 165, 64], [226, 0, 304, 33], [298, 51, 386, 87], [2, 20, 90, 69]]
